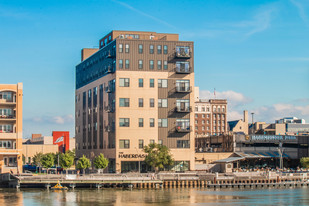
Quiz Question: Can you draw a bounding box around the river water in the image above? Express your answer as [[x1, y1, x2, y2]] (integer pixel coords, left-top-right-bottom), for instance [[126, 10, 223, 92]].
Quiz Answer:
[[0, 187, 309, 206]]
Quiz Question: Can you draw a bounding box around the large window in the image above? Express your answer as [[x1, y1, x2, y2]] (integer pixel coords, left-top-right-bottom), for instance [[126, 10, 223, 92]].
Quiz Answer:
[[119, 140, 130, 149], [157, 60, 162, 70], [177, 140, 190, 148], [139, 118, 144, 127], [176, 99, 190, 112], [176, 119, 190, 131], [139, 140, 144, 149], [157, 45, 162, 54], [0, 140, 12, 148], [138, 44, 143, 54], [149, 45, 154, 54], [176, 46, 190, 57], [158, 99, 168, 108], [119, 78, 130, 87], [176, 80, 190, 92], [149, 60, 154, 69], [150, 98, 155, 107], [119, 44, 123, 53], [119, 98, 129, 107], [138, 78, 144, 87], [150, 118, 155, 127], [158, 119, 168, 127], [119, 118, 130, 127], [163, 45, 168, 54], [125, 59, 130, 69], [138, 60, 143, 69], [158, 79, 168, 88], [125, 44, 130, 53], [150, 79, 154, 88], [176, 62, 190, 73], [0, 125, 13, 133], [119, 59, 123, 69], [139, 98, 144, 107]]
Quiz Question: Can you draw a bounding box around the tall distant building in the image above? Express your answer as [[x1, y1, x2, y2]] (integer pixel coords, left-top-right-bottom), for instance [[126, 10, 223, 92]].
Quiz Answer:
[[0, 83, 23, 173], [75, 31, 195, 173]]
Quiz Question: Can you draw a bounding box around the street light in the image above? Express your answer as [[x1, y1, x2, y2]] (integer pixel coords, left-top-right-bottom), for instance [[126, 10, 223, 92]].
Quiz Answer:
[[277, 142, 284, 170]]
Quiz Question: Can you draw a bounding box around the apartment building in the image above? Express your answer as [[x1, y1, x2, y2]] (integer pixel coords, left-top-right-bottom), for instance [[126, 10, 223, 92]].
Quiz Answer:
[[195, 99, 227, 137], [0, 83, 23, 173], [75, 31, 195, 173]]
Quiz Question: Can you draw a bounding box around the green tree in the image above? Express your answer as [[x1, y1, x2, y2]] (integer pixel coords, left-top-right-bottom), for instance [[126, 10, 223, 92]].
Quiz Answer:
[[300, 157, 309, 168], [76, 155, 91, 175], [41, 153, 55, 173], [60, 152, 74, 174], [93, 153, 109, 173], [32, 152, 43, 173], [143, 143, 174, 172]]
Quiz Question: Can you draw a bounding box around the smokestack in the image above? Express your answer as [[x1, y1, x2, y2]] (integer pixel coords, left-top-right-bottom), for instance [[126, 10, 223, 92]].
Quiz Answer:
[[244, 110, 248, 123]]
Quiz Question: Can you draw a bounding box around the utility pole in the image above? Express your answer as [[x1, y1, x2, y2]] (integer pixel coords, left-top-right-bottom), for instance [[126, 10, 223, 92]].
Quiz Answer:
[[278, 142, 284, 170]]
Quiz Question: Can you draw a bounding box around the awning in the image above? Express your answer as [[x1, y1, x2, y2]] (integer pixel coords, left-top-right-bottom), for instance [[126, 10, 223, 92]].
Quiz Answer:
[[213, 157, 245, 163], [235, 151, 290, 159]]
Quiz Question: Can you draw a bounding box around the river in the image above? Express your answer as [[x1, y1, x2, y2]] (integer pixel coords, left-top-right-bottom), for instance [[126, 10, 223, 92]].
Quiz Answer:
[[0, 187, 309, 206]]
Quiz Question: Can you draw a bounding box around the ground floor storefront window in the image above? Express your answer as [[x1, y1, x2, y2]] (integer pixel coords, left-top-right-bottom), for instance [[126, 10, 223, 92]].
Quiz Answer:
[[121, 161, 152, 173], [165, 161, 190, 172]]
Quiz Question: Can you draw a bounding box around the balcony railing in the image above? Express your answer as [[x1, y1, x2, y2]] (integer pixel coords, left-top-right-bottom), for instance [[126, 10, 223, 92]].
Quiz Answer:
[[104, 106, 114, 113], [107, 65, 115, 73], [0, 115, 16, 119], [0, 99, 16, 104], [175, 106, 192, 113], [106, 51, 116, 58], [175, 86, 191, 93], [106, 86, 112, 93], [175, 66, 191, 74], [176, 125, 191, 133], [175, 48, 191, 58]]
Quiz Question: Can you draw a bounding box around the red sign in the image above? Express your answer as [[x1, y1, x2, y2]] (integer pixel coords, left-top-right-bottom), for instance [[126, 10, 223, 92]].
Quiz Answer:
[[52, 131, 70, 153]]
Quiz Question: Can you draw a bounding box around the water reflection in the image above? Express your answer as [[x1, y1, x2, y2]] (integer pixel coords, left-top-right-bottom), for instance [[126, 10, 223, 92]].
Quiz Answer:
[[1, 187, 309, 206]]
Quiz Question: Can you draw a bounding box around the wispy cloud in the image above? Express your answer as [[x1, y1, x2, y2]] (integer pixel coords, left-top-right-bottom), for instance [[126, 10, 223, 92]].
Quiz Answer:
[[111, 0, 176, 29], [290, 0, 309, 25], [26, 114, 74, 125]]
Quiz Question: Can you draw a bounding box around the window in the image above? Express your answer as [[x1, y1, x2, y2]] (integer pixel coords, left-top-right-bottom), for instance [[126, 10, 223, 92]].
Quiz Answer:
[[119, 98, 129, 107], [207, 107, 210, 112], [157, 45, 162, 54], [195, 114, 198, 118], [195, 107, 198, 112], [158, 140, 163, 145], [119, 140, 130, 149], [202, 107, 205, 112], [150, 139, 155, 144], [195, 120, 198, 124], [176, 99, 190, 112], [149, 60, 154, 69], [150, 79, 154, 87], [158, 99, 167, 107], [119, 44, 123, 53], [139, 140, 144, 149], [119, 78, 129, 87], [164, 60, 168, 70], [150, 98, 155, 107], [207, 114, 210, 118], [149, 45, 154, 54], [119, 59, 123, 69], [163, 45, 168, 54], [202, 114, 205, 118], [202, 126, 205, 130], [125, 59, 130, 69], [125, 44, 130, 53], [158, 119, 167, 127], [222, 107, 225, 112], [150, 118, 155, 127], [218, 107, 221, 112], [119, 118, 130, 127], [139, 118, 144, 127], [139, 98, 144, 107], [195, 126, 198, 130], [138, 44, 143, 54], [158, 79, 168, 88], [138, 78, 144, 87], [176, 80, 190, 92], [157, 60, 162, 70], [202, 120, 205, 124], [213, 106, 216, 112], [177, 140, 190, 148], [138, 60, 143, 69]]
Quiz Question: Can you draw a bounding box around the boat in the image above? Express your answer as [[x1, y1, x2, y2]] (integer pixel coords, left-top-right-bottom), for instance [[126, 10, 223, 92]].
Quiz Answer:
[[51, 181, 68, 190]]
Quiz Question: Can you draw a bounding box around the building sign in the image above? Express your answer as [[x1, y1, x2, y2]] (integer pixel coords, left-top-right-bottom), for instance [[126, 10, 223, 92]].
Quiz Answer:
[[251, 135, 297, 141], [118, 153, 147, 159]]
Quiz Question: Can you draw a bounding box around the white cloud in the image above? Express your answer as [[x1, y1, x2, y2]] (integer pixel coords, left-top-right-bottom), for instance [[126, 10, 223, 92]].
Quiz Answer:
[[290, 0, 309, 25]]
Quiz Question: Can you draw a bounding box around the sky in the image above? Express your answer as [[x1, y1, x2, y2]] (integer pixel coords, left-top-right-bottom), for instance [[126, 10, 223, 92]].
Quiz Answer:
[[0, 0, 308, 138]]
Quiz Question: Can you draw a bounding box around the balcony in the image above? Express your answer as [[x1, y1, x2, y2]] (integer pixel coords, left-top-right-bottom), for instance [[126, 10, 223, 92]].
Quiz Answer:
[[0, 99, 16, 105], [0, 115, 16, 121], [107, 65, 115, 73], [176, 125, 191, 133], [106, 86, 112, 93], [175, 63, 191, 74], [106, 51, 116, 58], [175, 106, 192, 113], [105, 125, 114, 132], [104, 105, 114, 113], [175, 47, 191, 59], [175, 86, 191, 93]]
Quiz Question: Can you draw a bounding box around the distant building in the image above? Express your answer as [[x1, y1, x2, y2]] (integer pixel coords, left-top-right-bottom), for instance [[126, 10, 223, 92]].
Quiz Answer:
[[228, 110, 249, 135], [195, 99, 227, 136], [0, 83, 23, 173], [276, 117, 305, 124]]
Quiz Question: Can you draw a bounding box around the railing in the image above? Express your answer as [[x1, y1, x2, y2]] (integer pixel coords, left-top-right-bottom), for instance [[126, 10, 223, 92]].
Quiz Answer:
[[175, 86, 191, 93], [175, 106, 191, 113], [175, 50, 191, 58], [175, 67, 191, 74], [176, 126, 191, 133], [104, 106, 114, 113], [107, 66, 115, 73], [0, 99, 16, 104]]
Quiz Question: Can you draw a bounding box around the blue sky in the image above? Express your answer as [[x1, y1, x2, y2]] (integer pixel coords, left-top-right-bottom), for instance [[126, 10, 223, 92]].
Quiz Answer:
[[0, 0, 308, 137]]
